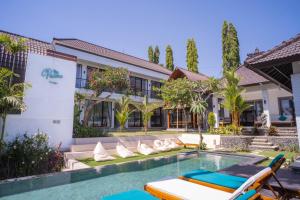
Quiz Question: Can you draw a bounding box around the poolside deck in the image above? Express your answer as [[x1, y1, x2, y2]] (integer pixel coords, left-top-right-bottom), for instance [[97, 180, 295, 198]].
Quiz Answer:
[[219, 164, 300, 198]]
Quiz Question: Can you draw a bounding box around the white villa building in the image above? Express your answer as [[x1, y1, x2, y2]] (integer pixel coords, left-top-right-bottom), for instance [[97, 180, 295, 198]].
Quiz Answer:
[[0, 30, 299, 149]]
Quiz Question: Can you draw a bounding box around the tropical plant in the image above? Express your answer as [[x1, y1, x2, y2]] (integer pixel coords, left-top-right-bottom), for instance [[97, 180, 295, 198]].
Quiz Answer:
[[207, 112, 216, 133], [165, 45, 174, 71], [148, 46, 154, 62], [115, 96, 133, 131], [186, 38, 198, 73], [133, 95, 162, 134], [0, 133, 64, 180], [83, 67, 130, 126], [153, 46, 160, 64], [222, 69, 250, 131], [0, 34, 27, 86], [0, 68, 31, 143], [222, 21, 240, 72], [158, 78, 194, 131], [190, 96, 207, 147]]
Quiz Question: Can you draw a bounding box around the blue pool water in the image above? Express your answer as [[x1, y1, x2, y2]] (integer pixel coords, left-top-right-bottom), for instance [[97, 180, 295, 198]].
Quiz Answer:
[[0, 152, 249, 200]]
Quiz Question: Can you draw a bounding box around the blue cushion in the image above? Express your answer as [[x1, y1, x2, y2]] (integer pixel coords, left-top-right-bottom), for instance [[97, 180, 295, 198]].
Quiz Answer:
[[278, 115, 287, 121], [102, 190, 158, 200], [268, 153, 284, 168], [235, 190, 257, 200], [183, 169, 247, 189]]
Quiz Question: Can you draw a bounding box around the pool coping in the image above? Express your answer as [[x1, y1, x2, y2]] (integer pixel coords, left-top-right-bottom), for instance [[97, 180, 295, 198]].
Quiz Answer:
[[0, 151, 266, 197]]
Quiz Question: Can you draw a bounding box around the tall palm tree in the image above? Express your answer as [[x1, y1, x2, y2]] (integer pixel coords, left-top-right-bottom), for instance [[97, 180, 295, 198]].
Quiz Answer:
[[190, 96, 207, 148], [133, 95, 162, 134], [0, 34, 27, 86], [0, 68, 30, 142], [115, 96, 133, 131]]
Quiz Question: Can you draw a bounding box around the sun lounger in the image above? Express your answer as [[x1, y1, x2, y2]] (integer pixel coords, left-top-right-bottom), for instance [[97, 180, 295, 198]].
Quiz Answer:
[[145, 167, 273, 200], [164, 139, 180, 150], [93, 142, 115, 162], [116, 142, 136, 158], [137, 140, 156, 155], [179, 154, 285, 192], [177, 134, 200, 148], [102, 190, 159, 200], [101, 189, 263, 200]]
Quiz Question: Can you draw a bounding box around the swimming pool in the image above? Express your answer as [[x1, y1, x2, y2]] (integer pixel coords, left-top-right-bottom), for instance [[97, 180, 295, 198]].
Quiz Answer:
[[0, 152, 250, 200]]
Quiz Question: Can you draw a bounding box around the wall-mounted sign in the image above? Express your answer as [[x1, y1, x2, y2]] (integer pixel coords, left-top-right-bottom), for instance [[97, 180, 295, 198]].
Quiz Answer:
[[41, 68, 63, 84]]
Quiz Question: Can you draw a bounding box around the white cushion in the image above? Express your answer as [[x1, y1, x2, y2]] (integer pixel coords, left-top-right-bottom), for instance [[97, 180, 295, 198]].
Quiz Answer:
[[147, 179, 231, 200], [116, 143, 136, 158], [137, 140, 156, 155], [93, 142, 115, 162]]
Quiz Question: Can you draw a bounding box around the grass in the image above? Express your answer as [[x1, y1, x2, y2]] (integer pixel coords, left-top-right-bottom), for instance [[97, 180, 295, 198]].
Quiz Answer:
[[255, 150, 300, 166], [80, 148, 193, 167]]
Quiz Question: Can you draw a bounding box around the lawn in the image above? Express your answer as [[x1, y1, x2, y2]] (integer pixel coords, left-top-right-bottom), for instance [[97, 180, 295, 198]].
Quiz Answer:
[[247, 150, 300, 166], [80, 148, 192, 167]]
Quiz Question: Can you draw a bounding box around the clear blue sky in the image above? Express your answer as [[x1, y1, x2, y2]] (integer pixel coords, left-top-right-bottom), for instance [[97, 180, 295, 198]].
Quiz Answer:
[[1, 0, 300, 77]]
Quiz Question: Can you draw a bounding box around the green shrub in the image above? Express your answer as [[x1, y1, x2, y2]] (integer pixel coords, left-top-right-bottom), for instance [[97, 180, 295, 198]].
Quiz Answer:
[[0, 133, 64, 180], [207, 112, 216, 133], [73, 125, 109, 138], [215, 125, 242, 135]]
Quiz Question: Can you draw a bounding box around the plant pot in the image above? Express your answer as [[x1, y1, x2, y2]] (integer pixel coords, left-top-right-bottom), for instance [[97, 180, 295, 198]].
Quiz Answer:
[[256, 127, 268, 136], [241, 127, 256, 135]]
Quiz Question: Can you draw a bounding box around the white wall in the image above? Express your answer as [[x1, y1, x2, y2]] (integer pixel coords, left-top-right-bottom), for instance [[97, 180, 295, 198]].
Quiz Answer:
[[3, 53, 77, 149], [242, 83, 292, 115]]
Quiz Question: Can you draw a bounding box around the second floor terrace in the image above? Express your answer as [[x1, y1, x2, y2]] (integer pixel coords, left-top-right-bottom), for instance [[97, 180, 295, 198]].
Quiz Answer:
[[75, 64, 163, 99]]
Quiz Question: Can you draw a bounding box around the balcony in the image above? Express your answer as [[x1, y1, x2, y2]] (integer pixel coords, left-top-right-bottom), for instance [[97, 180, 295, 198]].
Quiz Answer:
[[150, 90, 162, 99]]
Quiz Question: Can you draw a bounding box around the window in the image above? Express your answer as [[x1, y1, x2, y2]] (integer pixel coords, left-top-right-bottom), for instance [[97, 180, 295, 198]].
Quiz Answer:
[[278, 97, 294, 117], [130, 76, 148, 96], [87, 101, 112, 127], [128, 108, 143, 127], [151, 81, 162, 99], [240, 100, 263, 126], [75, 64, 88, 88], [151, 107, 163, 127]]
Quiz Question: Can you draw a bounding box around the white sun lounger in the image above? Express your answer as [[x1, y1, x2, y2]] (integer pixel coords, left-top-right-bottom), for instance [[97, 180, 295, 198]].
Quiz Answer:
[[93, 142, 115, 162], [145, 167, 272, 200], [153, 140, 170, 152]]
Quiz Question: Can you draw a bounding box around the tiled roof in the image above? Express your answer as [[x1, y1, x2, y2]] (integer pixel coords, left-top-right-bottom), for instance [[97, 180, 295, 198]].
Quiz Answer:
[[53, 38, 172, 75], [170, 67, 209, 81], [0, 30, 53, 55], [236, 66, 269, 86], [245, 33, 300, 67]]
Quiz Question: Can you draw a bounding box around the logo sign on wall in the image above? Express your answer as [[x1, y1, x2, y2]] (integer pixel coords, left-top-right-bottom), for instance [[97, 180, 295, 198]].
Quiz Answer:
[[41, 68, 63, 84]]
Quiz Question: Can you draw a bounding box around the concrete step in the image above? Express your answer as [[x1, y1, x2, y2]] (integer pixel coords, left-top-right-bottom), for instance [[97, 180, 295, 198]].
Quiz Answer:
[[252, 138, 268, 142], [249, 145, 279, 150], [251, 142, 273, 146]]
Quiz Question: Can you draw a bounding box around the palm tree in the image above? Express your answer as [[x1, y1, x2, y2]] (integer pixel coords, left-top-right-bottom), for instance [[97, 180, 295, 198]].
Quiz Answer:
[[222, 69, 250, 130], [190, 96, 207, 148], [0, 68, 30, 142], [115, 96, 133, 131], [133, 95, 162, 134], [0, 34, 27, 86]]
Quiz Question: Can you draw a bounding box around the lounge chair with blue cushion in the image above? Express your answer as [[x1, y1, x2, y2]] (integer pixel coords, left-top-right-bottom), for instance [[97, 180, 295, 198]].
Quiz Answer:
[[179, 154, 285, 193], [101, 190, 158, 200], [101, 189, 267, 200], [145, 167, 273, 200]]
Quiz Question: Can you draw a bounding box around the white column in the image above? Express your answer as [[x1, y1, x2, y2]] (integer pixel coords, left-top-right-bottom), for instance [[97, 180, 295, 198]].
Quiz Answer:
[[212, 96, 219, 128], [292, 61, 300, 146], [261, 89, 271, 127], [111, 102, 115, 129]]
